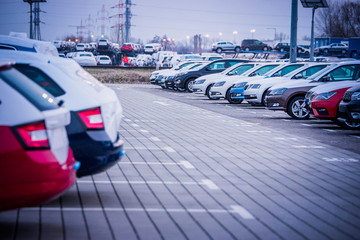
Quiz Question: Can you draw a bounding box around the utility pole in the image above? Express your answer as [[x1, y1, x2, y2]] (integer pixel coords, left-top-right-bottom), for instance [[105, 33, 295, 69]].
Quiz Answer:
[[289, 0, 298, 63], [23, 0, 46, 39], [125, 0, 132, 42]]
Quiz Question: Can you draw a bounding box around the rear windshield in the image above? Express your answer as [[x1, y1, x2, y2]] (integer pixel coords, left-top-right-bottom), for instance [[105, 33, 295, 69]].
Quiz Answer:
[[80, 53, 92, 57], [14, 64, 65, 97], [77, 44, 84, 47], [100, 57, 109, 60], [0, 68, 59, 111]]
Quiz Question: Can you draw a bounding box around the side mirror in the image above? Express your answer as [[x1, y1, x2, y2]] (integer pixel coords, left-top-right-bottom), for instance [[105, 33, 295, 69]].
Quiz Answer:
[[320, 76, 330, 82], [272, 73, 280, 77], [205, 66, 212, 71], [227, 72, 234, 76], [294, 73, 303, 79]]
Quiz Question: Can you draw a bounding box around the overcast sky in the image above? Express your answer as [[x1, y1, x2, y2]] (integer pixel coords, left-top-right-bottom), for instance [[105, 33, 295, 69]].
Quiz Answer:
[[0, 0, 344, 45]]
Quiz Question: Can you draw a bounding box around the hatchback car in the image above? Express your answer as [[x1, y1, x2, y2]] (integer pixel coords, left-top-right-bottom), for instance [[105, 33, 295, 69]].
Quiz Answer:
[[241, 39, 272, 51], [212, 41, 242, 53], [308, 81, 360, 129], [0, 50, 125, 177], [266, 61, 360, 119], [72, 51, 97, 66], [0, 63, 77, 211], [96, 55, 112, 65], [338, 84, 360, 126]]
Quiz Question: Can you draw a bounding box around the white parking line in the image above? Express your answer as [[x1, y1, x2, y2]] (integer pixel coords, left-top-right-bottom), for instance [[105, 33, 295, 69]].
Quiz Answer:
[[163, 146, 176, 153], [230, 205, 255, 219], [323, 129, 337, 133], [153, 101, 170, 106], [131, 124, 140, 127], [150, 137, 161, 141], [301, 123, 312, 127], [140, 129, 149, 133], [180, 161, 195, 169], [124, 119, 132, 122], [25, 207, 255, 218], [282, 119, 291, 122], [322, 157, 359, 162], [200, 179, 219, 190], [352, 135, 360, 139], [246, 130, 271, 133], [293, 145, 325, 149]]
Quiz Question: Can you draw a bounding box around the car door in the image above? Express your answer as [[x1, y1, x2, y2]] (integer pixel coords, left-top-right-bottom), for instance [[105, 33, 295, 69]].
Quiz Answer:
[[322, 64, 360, 82]]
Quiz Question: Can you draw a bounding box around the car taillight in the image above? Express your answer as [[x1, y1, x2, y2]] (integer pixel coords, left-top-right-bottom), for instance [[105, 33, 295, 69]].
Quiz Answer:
[[78, 107, 104, 130], [14, 121, 50, 149]]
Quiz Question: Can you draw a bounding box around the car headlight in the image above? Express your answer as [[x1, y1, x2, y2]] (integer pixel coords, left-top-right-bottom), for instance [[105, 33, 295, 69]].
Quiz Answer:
[[251, 84, 261, 89], [175, 80, 181, 84], [213, 81, 226, 87], [351, 92, 360, 101], [315, 91, 337, 100], [195, 79, 206, 84], [234, 82, 247, 88], [270, 88, 287, 95], [151, 72, 159, 77], [167, 76, 174, 80], [156, 75, 163, 80]]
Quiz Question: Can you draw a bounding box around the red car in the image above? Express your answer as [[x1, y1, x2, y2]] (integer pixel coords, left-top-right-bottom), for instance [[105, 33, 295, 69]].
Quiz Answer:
[[307, 80, 360, 124], [121, 43, 134, 52], [0, 64, 78, 211]]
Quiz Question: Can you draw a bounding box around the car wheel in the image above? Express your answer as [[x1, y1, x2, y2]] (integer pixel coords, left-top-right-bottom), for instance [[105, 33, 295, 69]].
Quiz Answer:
[[245, 47, 250, 51], [216, 48, 222, 53], [185, 78, 196, 92], [324, 49, 329, 53], [336, 119, 360, 129], [206, 84, 217, 100], [287, 96, 310, 119], [235, 47, 241, 53], [280, 48, 284, 52], [261, 89, 270, 105], [263, 46, 268, 51], [341, 49, 346, 54], [226, 89, 243, 104], [161, 86, 166, 89]]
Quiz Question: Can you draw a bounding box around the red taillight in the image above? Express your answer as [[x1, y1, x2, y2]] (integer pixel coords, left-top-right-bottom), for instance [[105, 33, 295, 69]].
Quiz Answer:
[[242, 44, 244, 48], [15, 121, 50, 149], [78, 107, 104, 130]]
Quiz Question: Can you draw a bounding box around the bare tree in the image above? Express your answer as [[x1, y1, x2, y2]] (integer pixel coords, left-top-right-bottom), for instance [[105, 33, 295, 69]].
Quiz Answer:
[[316, 0, 360, 37]]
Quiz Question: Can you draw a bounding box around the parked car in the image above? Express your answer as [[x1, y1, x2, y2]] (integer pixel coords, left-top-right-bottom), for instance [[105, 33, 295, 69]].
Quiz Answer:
[[338, 84, 360, 127], [72, 51, 97, 66], [192, 62, 259, 99], [76, 43, 85, 51], [201, 53, 223, 61], [53, 40, 65, 51], [274, 42, 290, 52], [0, 63, 77, 211], [243, 63, 326, 105], [174, 59, 247, 92], [98, 39, 110, 50], [95, 55, 112, 65], [121, 43, 135, 52], [212, 41, 242, 53], [241, 39, 272, 51], [144, 43, 161, 54], [0, 50, 125, 177], [307, 80, 360, 129], [315, 43, 348, 55], [265, 61, 360, 119], [162, 62, 205, 89], [0, 34, 58, 57], [297, 45, 310, 55]]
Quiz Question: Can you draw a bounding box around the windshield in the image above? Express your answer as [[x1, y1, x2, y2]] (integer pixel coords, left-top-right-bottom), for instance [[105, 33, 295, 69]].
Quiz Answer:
[[228, 64, 255, 76], [80, 54, 92, 57], [189, 63, 203, 70], [250, 65, 279, 76], [271, 64, 304, 77]]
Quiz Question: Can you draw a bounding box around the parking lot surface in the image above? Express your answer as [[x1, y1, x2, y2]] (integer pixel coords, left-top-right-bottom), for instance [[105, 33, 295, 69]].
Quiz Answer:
[[1, 84, 360, 240]]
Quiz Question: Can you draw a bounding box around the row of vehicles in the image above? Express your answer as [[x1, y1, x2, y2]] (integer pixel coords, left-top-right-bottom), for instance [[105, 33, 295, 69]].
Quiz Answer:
[[150, 58, 360, 129], [0, 35, 125, 211]]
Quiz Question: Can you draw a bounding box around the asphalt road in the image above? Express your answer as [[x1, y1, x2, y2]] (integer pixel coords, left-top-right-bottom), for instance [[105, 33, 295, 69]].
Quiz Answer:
[[1, 84, 359, 240]]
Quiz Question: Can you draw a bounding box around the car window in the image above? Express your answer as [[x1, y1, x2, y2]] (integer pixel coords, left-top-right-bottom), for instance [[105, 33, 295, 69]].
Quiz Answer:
[[255, 41, 261, 44], [14, 64, 65, 97], [291, 65, 328, 79], [229, 64, 255, 75], [250, 65, 279, 76], [207, 62, 225, 70], [227, 42, 233, 45], [272, 64, 304, 77], [228, 61, 242, 67], [209, 57, 222, 61], [80, 54, 92, 57], [0, 68, 58, 111], [100, 57, 109, 60], [324, 65, 360, 81]]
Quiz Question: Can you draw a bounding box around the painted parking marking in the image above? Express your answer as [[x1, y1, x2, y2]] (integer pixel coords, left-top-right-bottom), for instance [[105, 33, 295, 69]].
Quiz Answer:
[[163, 146, 176, 153], [140, 129, 149, 133], [246, 130, 271, 133], [262, 114, 273, 117], [134, 120, 156, 123], [25, 207, 255, 218], [131, 124, 140, 127], [301, 123, 312, 127], [293, 145, 325, 149], [322, 157, 359, 162], [323, 129, 337, 133], [150, 136, 161, 141], [230, 205, 255, 219], [125, 146, 175, 152], [352, 135, 360, 139], [274, 137, 298, 141], [77, 178, 219, 190], [153, 101, 170, 106], [282, 119, 291, 122], [180, 161, 195, 169], [124, 119, 132, 122], [200, 179, 219, 190]]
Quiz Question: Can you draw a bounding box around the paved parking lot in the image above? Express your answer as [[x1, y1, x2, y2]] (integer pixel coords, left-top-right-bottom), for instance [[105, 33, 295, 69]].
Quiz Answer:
[[1, 84, 360, 240]]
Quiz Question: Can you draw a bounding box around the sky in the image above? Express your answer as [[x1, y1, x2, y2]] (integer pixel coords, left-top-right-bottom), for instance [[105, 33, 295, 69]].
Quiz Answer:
[[0, 0, 345, 45]]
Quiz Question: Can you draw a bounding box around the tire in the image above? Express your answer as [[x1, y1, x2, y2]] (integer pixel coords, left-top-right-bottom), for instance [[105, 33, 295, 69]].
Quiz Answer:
[[235, 47, 241, 53], [161, 86, 166, 89], [336, 119, 360, 129], [263, 46, 268, 51], [245, 47, 250, 51], [226, 89, 243, 104], [324, 49, 329, 53], [185, 78, 196, 92], [206, 84, 217, 100], [216, 48, 222, 53], [341, 49, 346, 54], [261, 89, 270, 105], [287, 96, 310, 119]]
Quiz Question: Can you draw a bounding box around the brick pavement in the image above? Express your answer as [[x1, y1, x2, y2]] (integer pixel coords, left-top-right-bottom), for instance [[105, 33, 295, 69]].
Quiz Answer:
[[1, 84, 359, 240]]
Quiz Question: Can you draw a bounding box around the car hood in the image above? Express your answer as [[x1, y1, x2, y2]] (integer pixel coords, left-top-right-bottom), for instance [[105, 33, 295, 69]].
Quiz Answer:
[[311, 81, 360, 94], [269, 79, 316, 90]]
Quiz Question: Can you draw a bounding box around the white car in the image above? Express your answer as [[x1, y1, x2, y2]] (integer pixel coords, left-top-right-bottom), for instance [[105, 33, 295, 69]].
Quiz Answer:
[[73, 51, 97, 66], [76, 43, 85, 51], [96, 55, 112, 65], [0, 50, 124, 177], [243, 63, 331, 105], [193, 62, 259, 99], [209, 62, 284, 102]]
